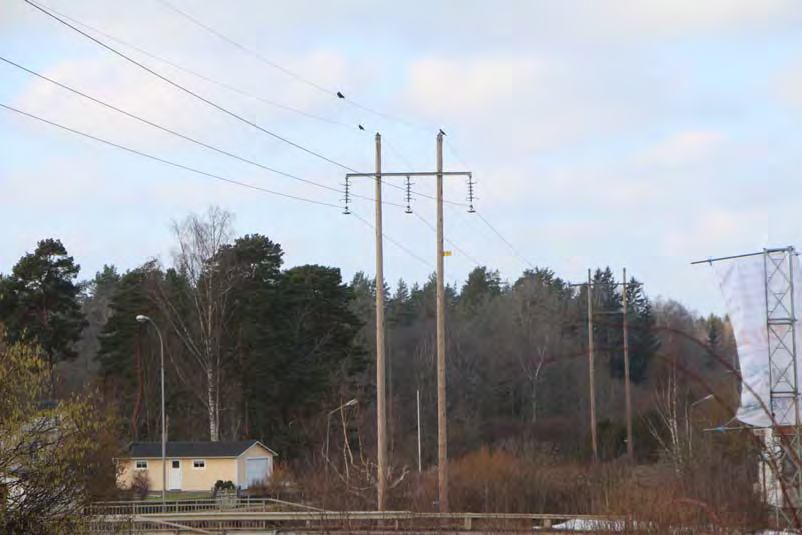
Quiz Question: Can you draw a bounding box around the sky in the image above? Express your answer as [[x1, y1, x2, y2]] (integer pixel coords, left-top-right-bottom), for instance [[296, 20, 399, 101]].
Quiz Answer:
[[0, 0, 800, 316]]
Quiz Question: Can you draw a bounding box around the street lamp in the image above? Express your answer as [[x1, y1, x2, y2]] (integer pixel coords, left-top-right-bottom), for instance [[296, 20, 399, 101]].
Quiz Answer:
[[325, 399, 358, 470], [136, 314, 166, 509]]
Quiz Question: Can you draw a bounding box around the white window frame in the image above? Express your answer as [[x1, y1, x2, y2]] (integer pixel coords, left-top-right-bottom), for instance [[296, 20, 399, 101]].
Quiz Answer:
[[134, 460, 148, 471], [192, 459, 206, 470]]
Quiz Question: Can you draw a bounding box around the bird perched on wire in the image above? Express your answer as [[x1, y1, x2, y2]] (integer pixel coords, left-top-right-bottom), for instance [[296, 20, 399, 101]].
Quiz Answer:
[[337, 91, 346, 99]]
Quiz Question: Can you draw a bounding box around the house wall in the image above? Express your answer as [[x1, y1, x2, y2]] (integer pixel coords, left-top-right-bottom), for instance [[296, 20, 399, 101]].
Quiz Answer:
[[237, 443, 275, 489], [118, 458, 237, 492], [182, 458, 237, 491], [118, 458, 166, 491]]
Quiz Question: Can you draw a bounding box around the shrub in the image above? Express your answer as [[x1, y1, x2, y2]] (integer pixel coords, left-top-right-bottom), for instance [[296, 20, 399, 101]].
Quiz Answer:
[[213, 480, 236, 494], [131, 471, 150, 500]]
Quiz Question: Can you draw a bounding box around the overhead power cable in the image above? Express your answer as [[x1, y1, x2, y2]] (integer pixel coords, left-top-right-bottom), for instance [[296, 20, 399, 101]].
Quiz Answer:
[[442, 135, 539, 272], [25, 0, 470, 208], [3, 101, 431, 267], [155, 0, 331, 95], [23, 0, 362, 173], [30, 1, 356, 131], [154, 0, 430, 132], [474, 210, 536, 271], [0, 55, 408, 208], [0, 102, 341, 209], [413, 213, 482, 267], [351, 212, 434, 270]]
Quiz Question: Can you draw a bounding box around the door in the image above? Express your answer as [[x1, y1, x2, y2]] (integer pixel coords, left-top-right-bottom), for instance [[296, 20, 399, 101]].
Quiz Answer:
[[245, 458, 269, 489], [169, 459, 182, 490]]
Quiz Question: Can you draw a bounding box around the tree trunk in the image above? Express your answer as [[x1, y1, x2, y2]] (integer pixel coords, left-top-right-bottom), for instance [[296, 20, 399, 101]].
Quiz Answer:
[[207, 365, 219, 442]]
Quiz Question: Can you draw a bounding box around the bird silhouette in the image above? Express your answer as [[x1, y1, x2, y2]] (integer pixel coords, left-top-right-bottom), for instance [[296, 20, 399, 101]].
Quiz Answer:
[[439, 128, 446, 136], [337, 91, 345, 99], [358, 124, 365, 131]]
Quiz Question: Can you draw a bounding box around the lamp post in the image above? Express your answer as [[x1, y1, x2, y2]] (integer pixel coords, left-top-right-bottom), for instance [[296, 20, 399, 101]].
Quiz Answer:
[[136, 314, 166, 509], [325, 399, 358, 472]]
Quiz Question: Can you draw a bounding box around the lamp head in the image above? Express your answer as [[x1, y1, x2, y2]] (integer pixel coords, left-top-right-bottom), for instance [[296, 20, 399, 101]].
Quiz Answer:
[[135, 314, 150, 323], [345, 398, 358, 407]]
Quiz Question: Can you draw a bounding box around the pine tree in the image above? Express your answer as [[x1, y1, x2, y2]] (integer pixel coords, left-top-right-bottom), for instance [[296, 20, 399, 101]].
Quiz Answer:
[[0, 238, 86, 371]]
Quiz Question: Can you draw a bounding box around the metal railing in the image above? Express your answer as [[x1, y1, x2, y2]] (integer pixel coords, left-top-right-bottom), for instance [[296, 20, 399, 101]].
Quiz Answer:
[[88, 501, 618, 533], [87, 496, 314, 516]]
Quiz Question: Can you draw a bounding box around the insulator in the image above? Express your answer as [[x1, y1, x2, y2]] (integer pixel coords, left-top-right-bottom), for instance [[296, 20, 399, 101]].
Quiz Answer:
[[467, 175, 477, 213], [405, 175, 414, 214], [343, 177, 352, 215]]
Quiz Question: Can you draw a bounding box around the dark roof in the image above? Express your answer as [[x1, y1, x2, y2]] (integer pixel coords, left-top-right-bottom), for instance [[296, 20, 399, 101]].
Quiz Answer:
[[127, 440, 276, 459]]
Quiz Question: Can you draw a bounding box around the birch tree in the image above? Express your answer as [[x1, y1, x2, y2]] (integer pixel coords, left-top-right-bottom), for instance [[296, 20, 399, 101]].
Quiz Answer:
[[153, 206, 235, 442]]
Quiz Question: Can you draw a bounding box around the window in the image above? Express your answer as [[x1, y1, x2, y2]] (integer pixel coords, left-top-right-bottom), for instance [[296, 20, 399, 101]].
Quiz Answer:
[[192, 460, 206, 470], [135, 460, 148, 471]]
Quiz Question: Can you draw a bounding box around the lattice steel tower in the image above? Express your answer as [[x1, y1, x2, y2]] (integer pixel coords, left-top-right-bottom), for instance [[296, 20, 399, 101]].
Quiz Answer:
[[764, 247, 802, 513]]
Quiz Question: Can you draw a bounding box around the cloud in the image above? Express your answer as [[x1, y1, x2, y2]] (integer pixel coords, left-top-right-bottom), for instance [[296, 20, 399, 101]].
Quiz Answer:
[[14, 56, 221, 149], [638, 130, 725, 168], [397, 53, 645, 156], [402, 56, 551, 120], [774, 64, 802, 113], [663, 208, 769, 257], [574, 0, 800, 39]]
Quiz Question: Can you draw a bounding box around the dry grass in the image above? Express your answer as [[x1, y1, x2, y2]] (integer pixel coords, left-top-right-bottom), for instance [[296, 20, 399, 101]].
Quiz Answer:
[[281, 432, 769, 533]]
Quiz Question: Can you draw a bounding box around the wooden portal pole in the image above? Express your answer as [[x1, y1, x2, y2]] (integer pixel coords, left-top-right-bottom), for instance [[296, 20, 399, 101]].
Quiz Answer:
[[436, 131, 448, 511], [623, 267, 633, 460], [588, 269, 598, 463], [375, 133, 387, 511]]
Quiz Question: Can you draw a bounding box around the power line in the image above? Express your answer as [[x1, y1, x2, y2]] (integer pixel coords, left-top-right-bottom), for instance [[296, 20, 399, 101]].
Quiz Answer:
[[414, 213, 481, 267], [26, 0, 470, 209], [23, 0, 362, 173], [362, 134, 470, 208], [0, 101, 341, 209], [155, 0, 332, 95], [0, 55, 408, 208], [474, 210, 536, 271], [32, 0, 357, 131], [154, 0, 432, 133], [442, 136, 539, 272], [351, 212, 434, 270], [3, 99, 432, 270]]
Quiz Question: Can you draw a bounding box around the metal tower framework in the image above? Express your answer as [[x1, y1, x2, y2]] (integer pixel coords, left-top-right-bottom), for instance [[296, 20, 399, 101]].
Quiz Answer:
[[693, 247, 802, 524], [764, 247, 802, 513]]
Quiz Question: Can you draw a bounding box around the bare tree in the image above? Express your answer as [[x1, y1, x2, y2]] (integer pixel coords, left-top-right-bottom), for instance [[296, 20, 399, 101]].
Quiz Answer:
[[153, 206, 235, 441]]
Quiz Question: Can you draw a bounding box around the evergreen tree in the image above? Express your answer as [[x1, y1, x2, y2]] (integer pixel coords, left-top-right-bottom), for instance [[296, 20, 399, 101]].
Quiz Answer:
[[388, 279, 414, 326], [239, 264, 365, 454], [591, 268, 624, 379], [459, 266, 503, 313], [624, 277, 660, 383], [97, 262, 163, 440], [706, 314, 724, 350], [0, 239, 86, 370]]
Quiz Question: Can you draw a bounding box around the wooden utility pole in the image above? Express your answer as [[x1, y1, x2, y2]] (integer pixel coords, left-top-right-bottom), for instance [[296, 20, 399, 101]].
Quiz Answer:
[[344, 134, 471, 514], [436, 131, 448, 512], [374, 133, 387, 511], [623, 267, 633, 460], [587, 269, 598, 463], [417, 389, 422, 473]]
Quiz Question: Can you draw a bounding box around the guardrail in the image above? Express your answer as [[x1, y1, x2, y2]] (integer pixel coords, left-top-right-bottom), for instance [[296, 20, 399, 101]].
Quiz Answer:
[[87, 496, 317, 516], [88, 501, 620, 533]]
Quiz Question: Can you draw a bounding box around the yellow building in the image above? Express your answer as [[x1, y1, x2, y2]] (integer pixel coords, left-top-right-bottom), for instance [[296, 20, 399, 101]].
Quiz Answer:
[[118, 440, 277, 492]]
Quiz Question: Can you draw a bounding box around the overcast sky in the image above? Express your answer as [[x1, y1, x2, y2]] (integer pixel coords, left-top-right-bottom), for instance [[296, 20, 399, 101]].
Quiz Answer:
[[1, 0, 799, 316]]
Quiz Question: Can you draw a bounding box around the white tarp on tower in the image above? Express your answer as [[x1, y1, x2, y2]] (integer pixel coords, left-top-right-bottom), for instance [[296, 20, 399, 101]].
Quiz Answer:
[[712, 251, 802, 428]]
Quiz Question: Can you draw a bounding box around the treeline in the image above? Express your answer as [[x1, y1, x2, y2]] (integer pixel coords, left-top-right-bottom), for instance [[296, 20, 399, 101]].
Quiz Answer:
[[0, 206, 739, 470]]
